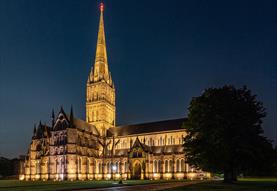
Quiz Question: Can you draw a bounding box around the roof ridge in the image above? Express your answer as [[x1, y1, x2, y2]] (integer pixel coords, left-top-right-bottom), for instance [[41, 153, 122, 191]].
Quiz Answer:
[[116, 117, 186, 128]]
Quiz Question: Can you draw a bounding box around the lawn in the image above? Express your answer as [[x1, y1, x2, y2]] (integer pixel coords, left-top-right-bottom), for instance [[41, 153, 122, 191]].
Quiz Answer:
[[162, 178, 277, 191], [0, 179, 187, 191]]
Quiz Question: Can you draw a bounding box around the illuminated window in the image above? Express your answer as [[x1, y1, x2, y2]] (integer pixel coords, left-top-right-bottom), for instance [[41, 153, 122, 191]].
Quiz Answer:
[[153, 160, 157, 173]]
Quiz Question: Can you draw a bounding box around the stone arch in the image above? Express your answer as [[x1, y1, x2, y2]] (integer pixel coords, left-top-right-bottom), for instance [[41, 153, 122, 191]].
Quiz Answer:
[[132, 160, 142, 179]]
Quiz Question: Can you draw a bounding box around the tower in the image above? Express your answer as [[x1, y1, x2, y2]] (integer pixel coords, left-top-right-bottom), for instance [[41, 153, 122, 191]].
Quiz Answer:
[[86, 3, 116, 136]]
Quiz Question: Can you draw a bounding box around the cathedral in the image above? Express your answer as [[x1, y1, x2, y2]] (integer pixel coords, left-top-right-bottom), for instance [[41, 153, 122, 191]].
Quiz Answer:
[[19, 3, 209, 181]]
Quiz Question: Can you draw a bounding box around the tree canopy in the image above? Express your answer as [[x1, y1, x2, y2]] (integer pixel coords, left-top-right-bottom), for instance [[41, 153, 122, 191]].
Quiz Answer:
[[183, 85, 275, 182]]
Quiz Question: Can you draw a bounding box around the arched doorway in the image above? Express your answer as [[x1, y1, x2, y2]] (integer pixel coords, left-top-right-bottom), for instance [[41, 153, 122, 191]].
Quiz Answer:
[[132, 163, 141, 179]]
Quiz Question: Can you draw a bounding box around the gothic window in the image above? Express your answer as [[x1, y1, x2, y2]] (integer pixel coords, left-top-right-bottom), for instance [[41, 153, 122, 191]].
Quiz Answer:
[[92, 160, 96, 174], [109, 162, 112, 173], [36, 161, 40, 175], [124, 162, 127, 173], [98, 162, 102, 174], [116, 162, 119, 173], [119, 161, 122, 174], [177, 159, 180, 172], [158, 160, 162, 173], [86, 158, 89, 174], [106, 162, 110, 173], [169, 160, 173, 172], [181, 159, 185, 172], [153, 160, 157, 173], [78, 158, 82, 174], [165, 160, 168, 173]]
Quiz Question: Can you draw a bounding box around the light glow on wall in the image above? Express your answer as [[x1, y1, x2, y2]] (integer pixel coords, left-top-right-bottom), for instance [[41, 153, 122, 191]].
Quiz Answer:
[[19, 175, 25, 181], [187, 172, 196, 180]]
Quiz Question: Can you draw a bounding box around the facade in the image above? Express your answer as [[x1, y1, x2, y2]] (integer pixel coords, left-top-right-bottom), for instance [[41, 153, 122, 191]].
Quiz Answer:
[[20, 3, 209, 181]]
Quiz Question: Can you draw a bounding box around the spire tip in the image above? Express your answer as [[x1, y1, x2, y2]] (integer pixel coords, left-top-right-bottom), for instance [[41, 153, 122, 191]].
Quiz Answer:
[[100, 2, 104, 12]]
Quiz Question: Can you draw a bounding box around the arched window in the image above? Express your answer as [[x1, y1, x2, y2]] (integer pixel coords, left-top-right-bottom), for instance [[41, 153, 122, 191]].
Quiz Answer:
[[116, 162, 119, 173], [169, 160, 173, 172], [36, 160, 40, 175], [78, 158, 82, 174], [119, 161, 122, 173], [91, 160, 94, 174], [98, 163, 102, 174], [158, 160, 162, 173], [153, 160, 157, 173], [86, 158, 89, 174], [107, 162, 110, 173], [160, 137, 162, 146], [177, 159, 180, 172], [165, 160, 168, 173], [124, 162, 127, 173], [181, 159, 185, 172]]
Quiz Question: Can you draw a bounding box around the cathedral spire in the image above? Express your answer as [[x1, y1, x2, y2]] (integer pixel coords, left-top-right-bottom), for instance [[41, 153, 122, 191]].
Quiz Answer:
[[92, 2, 112, 85], [86, 2, 116, 136]]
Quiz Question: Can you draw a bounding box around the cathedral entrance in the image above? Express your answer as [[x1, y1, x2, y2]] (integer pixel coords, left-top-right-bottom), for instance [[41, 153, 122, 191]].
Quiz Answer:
[[132, 163, 141, 179]]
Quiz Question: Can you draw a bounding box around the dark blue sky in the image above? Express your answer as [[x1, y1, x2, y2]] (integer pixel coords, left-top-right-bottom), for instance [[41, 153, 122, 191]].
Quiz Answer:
[[0, 0, 276, 158]]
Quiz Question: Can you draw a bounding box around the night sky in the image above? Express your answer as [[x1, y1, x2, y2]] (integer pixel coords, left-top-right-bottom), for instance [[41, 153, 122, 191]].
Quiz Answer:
[[0, 0, 276, 158]]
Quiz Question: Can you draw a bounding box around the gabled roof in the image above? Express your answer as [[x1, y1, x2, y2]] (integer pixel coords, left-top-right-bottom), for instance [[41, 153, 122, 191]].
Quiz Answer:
[[131, 137, 151, 153], [107, 118, 186, 137], [52, 107, 99, 136]]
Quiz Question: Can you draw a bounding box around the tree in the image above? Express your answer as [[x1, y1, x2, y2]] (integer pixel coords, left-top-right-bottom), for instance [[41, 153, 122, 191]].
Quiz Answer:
[[183, 85, 275, 182]]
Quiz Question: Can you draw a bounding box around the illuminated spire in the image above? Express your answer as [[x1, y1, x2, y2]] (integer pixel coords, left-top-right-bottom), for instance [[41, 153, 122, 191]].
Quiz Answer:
[[90, 2, 112, 85]]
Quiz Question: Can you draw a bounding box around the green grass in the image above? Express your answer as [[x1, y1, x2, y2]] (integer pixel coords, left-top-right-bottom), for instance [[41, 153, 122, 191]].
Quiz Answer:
[[0, 179, 188, 191], [162, 177, 277, 191], [1, 178, 276, 191]]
